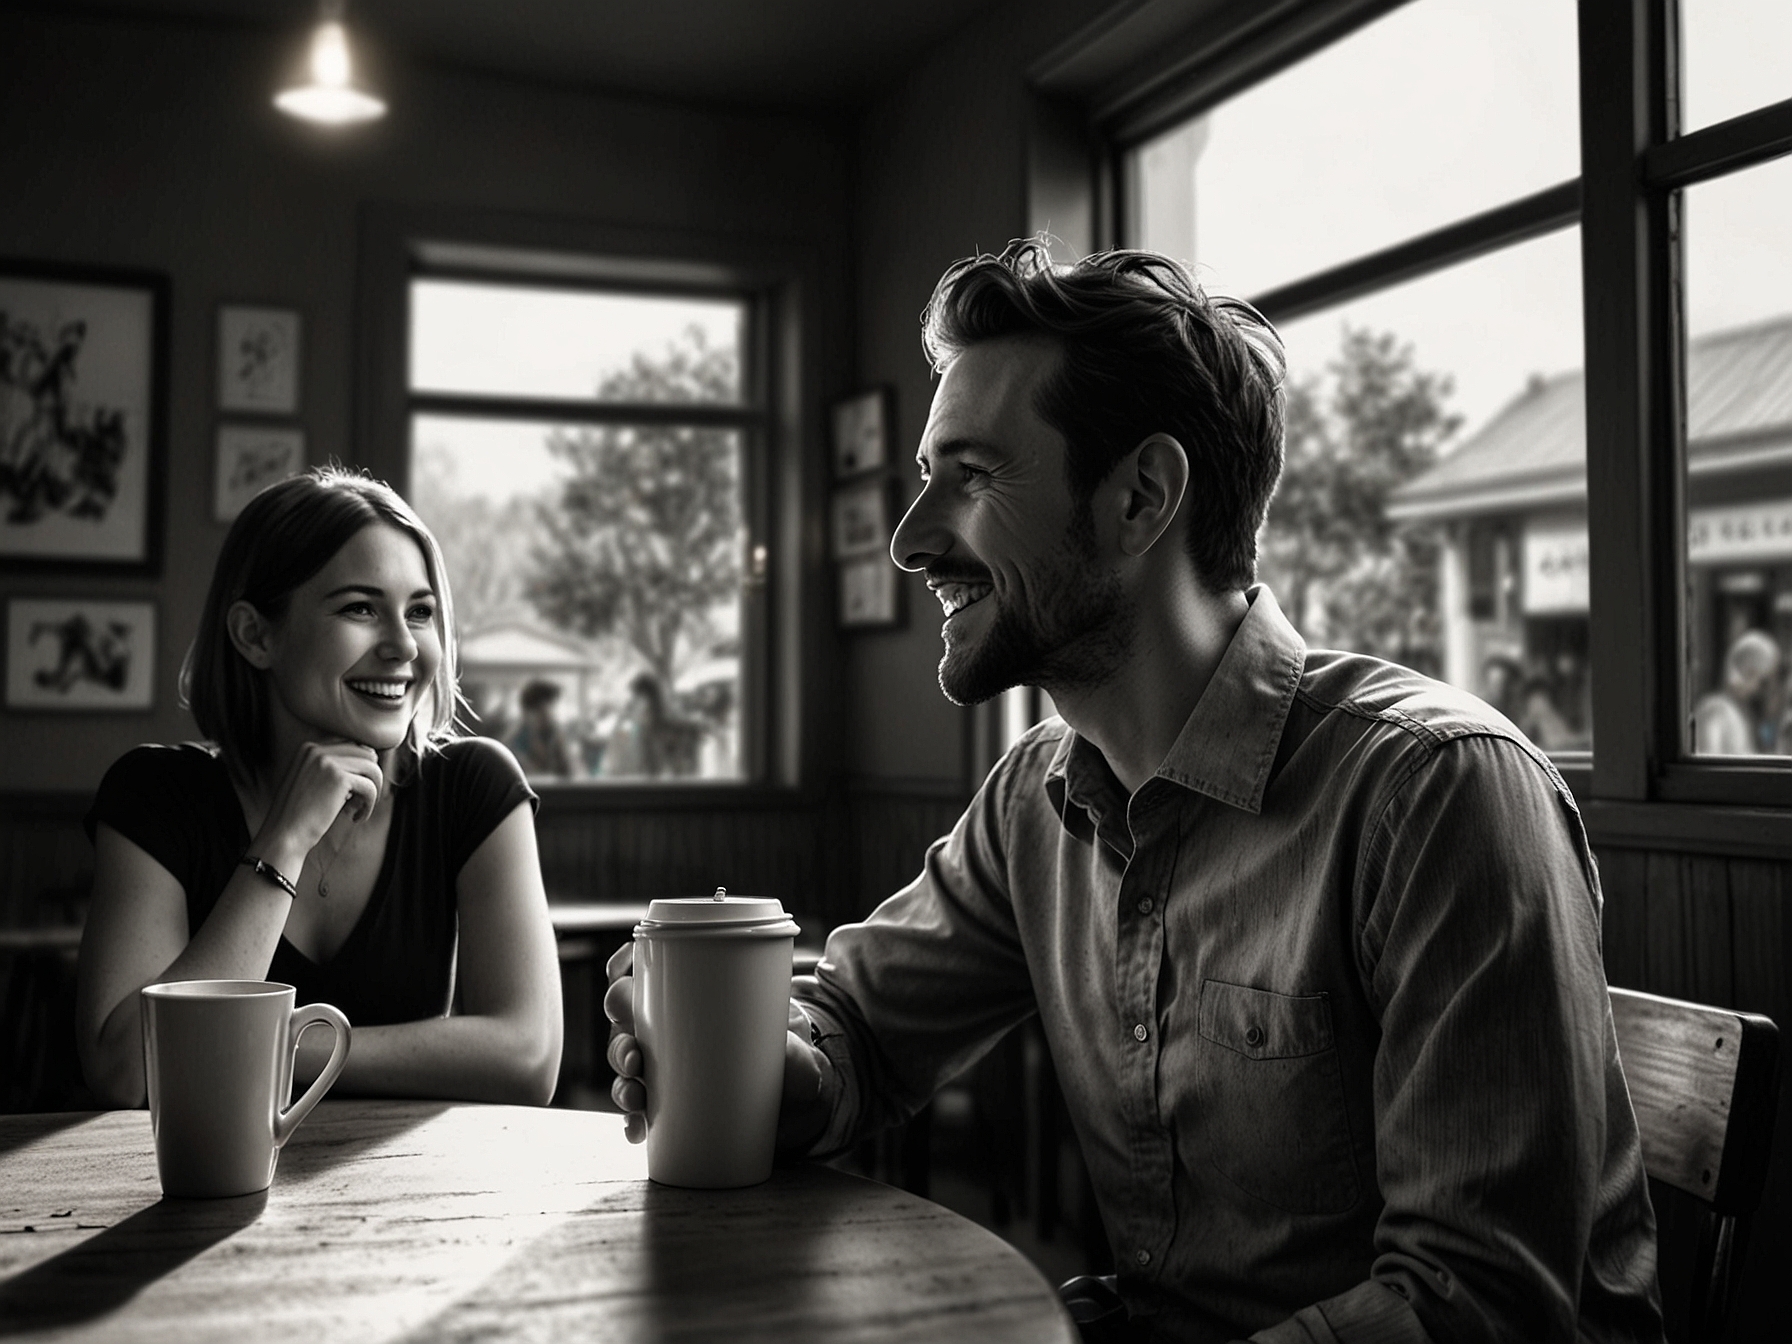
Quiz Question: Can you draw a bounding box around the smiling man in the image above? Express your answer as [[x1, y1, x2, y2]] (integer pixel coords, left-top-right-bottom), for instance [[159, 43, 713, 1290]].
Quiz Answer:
[[607, 241, 1664, 1343]]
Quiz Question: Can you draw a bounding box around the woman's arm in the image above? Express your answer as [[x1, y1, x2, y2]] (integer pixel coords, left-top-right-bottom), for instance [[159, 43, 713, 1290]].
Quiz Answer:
[[78, 741, 386, 1107], [76, 824, 301, 1108], [295, 802, 564, 1105]]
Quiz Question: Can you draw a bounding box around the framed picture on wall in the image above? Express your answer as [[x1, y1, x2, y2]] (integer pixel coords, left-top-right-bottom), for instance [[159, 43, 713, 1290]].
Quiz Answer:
[[831, 478, 891, 558], [5, 597, 156, 711], [0, 258, 169, 574], [838, 556, 901, 630], [217, 304, 301, 414], [215, 423, 305, 521], [830, 387, 891, 479]]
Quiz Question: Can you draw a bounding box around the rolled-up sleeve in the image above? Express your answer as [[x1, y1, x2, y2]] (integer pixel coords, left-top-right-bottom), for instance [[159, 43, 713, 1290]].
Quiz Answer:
[[792, 762, 1040, 1160]]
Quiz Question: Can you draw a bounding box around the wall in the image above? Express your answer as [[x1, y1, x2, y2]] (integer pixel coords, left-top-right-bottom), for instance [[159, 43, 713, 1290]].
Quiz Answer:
[[844, 0, 1114, 789], [0, 8, 853, 795]]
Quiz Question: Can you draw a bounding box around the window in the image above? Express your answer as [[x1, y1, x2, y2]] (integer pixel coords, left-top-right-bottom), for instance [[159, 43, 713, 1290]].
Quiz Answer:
[[1126, 0, 1590, 751], [1108, 0, 1792, 810], [403, 273, 763, 785], [1679, 132, 1792, 760]]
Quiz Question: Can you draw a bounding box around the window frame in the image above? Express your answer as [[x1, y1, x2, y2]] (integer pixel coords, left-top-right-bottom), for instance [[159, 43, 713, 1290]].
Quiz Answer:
[[1029, 0, 1792, 846], [356, 204, 827, 807]]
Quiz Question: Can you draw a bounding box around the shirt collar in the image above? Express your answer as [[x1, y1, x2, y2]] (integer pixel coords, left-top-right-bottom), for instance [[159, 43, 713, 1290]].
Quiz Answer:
[[1044, 585, 1306, 817]]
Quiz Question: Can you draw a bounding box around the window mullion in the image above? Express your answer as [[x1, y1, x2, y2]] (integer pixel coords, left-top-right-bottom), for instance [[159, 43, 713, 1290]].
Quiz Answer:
[[407, 392, 763, 430], [1248, 179, 1581, 324], [1642, 96, 1792, 191], [1579, 0, 1682, 802]]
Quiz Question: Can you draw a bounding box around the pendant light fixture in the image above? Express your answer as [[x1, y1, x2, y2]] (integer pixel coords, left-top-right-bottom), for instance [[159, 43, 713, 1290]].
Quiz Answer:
[[275, 0, 387, 126]]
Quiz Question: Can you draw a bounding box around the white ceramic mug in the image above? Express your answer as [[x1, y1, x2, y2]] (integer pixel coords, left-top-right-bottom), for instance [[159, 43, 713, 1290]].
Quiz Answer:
[[141, 980, 351, 1198], [634, 894, 798, 1188]]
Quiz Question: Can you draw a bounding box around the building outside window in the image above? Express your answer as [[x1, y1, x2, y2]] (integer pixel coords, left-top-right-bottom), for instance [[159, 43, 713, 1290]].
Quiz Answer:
[[404, 275, 760, 783], [1124, 0, 1792, 766]]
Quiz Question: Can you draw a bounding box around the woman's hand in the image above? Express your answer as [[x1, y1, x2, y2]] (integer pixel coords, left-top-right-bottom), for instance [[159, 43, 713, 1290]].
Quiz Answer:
[[251, 739, 383, 876]]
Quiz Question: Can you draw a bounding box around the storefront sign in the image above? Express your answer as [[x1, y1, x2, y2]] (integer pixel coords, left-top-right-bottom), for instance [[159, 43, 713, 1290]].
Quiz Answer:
[[1687, 498, 1792, 564], [1523, 520, 1589, 613]]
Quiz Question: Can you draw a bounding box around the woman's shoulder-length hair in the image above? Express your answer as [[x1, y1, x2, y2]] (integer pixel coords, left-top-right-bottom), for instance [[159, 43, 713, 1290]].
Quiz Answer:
[[179, 465, 465, 785]]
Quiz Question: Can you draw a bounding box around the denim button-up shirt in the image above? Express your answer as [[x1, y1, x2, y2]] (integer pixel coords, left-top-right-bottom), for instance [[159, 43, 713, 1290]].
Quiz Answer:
[[798, 589, 1663, 1343]]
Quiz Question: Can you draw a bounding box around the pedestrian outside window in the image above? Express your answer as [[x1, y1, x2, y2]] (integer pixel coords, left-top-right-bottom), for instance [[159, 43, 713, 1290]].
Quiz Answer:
[[406, 277, 755, 783], [1681, 152, 1792, 758]]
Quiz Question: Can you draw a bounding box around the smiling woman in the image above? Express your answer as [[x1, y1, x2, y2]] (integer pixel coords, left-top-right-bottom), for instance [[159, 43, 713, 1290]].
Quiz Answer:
[[72, 467, 564, 1110]]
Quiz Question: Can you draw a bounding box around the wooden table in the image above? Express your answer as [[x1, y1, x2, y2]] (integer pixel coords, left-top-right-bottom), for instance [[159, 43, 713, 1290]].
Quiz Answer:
[[0, 1100, 1076, 1343]]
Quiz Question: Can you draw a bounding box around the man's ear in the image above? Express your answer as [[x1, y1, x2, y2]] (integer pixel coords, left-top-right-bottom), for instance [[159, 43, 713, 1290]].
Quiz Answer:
[[225, 601, 276, 669], [1113, 433, 1190, 558]]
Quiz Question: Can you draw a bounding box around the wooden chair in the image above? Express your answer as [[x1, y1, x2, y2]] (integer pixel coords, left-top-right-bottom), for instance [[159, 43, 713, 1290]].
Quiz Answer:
[[1609, 986, 1781, 1343]]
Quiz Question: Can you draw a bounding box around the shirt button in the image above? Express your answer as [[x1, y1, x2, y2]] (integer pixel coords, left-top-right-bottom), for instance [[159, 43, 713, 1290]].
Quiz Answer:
[[1245, 1025, 1264, 1048], [1136, 897, 1154, 915], [1133, 1023, 1149, 1042], [1135, 1249, 1151, 1267]]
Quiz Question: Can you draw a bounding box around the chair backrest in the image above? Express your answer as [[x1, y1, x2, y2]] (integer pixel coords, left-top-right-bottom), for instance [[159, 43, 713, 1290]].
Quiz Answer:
[[1609, 986, 1781, 1343]]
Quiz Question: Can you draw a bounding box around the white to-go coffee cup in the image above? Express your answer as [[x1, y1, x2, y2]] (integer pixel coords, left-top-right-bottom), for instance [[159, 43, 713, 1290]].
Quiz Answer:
[[634, 894, 799, 1188], [140, 980, 351, 1199]]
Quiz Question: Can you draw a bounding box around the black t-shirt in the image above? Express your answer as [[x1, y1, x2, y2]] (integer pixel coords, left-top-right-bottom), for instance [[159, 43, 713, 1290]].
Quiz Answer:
[[84, 736, 538, 1026]]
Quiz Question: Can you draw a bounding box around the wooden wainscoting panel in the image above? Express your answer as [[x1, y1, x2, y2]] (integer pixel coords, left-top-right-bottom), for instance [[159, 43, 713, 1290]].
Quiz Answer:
[[1597, 846, 1650, 989], [1642, 851, 1694, 1001], [1681, 854, 1736, 1009], [0, 793, 93, 928]]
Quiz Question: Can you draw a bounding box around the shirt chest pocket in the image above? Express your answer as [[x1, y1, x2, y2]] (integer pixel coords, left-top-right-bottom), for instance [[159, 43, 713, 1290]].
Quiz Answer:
[[1195, 979, 1361, 1216]]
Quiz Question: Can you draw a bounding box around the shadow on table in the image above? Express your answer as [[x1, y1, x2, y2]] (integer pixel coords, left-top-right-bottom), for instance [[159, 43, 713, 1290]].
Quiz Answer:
[[0, 1190, 266, 1332], [274, 1101, 452, 1187], [0, 1110, 100, 1161], [633, 1167, 848, 1333]]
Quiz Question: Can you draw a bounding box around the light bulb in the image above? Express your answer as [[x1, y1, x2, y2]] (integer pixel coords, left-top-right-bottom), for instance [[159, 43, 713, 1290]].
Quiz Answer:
[[275, 13, 386, 125]]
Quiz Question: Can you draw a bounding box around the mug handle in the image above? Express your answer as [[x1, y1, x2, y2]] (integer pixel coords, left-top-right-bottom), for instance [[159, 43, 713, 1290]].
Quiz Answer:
[[274, 1002, 352, 1148]]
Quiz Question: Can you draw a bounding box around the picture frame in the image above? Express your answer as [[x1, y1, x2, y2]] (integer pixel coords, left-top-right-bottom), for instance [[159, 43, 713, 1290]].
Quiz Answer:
[[838, 557, 901, 630], [831, 478, 891, 559], [830, 387, 891, 480], [0, 258, 169, 574], [6, 597, 156, 711], [215, 423, 305, 522], [217, 304, 301, 414]]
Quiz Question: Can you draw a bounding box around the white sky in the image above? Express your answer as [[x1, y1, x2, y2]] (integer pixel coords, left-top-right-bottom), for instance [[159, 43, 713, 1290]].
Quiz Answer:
[[1137, 0, 1792, 440], [410, 283, 743, 501]]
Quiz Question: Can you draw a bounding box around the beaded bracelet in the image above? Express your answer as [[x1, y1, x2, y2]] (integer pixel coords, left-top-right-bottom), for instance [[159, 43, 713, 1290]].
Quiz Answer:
[[239, 854, 298, 901]]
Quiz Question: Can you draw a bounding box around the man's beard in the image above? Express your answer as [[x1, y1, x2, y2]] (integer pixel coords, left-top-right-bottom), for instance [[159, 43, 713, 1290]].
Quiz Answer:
[[936, 517, 1132, 706]]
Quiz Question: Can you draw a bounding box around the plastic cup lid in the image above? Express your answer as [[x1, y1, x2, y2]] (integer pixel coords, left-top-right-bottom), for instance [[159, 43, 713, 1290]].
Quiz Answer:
[[637, 889, 796, 931]]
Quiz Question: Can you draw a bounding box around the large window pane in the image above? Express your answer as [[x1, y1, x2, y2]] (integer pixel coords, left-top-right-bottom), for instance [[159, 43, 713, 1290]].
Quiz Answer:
[[1130, 0, 1578, 297], [1268, 228, 1590, 749], [410, 280, 745, 403], [1682, 157, 1792, 756], [1682, 0, 1792, 134], [410, 413, 745, 782]]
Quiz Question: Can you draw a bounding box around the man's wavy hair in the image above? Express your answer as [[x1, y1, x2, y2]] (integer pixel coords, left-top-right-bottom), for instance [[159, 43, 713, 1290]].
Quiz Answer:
[[180, 466, 464, 785], [921, 239, 1286, 592]]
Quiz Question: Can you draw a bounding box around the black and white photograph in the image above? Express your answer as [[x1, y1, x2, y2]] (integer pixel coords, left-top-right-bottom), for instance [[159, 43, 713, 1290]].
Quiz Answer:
[[213, 423, 304, 521], [830, 386, 889, 479], [0, 260, 166, 572], [3, 3, 1792, 1342], [5, 597, 155, 711], [217, 305, 301, 413], [829, 478, 889, 558], [837, 554, 900, 629]]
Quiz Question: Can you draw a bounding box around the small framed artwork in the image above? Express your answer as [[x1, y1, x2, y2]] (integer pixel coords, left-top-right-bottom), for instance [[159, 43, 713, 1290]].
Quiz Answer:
[[831, 387, 891, 480], [215, 424, 305, 521], [838, 557, 901, 630], [217, 305, 301, 414], [0, 257, 169, 574], [831, 479, 891, 559], [6, 597, 156, 711]]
